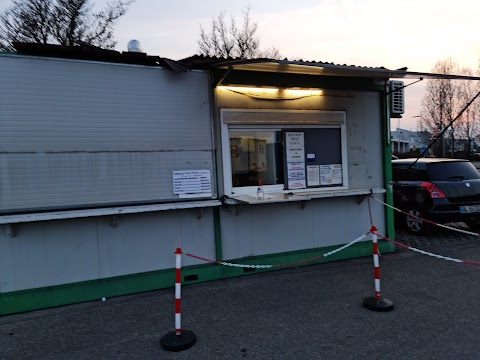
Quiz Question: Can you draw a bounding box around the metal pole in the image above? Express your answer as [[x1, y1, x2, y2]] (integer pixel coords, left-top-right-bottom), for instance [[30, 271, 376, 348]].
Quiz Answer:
[[160, 248, 196, 352], [175, 248, 182, 336], [371, 230, 382, 300], [362, 226, 394, 312]]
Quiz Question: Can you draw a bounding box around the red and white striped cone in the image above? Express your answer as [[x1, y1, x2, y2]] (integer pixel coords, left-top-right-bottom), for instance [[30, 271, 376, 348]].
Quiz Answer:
[[363, 226, 394, 312], [161, 248, 196, 352]]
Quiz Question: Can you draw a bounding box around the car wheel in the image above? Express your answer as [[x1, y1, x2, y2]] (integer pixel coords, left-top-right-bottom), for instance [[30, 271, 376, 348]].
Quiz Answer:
[[405, 208, 432, 235]]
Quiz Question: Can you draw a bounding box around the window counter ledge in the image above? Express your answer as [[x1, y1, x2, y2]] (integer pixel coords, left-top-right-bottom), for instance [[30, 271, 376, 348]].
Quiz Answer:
[[223, 188, 385, 205], [0, 200, 222, 225]]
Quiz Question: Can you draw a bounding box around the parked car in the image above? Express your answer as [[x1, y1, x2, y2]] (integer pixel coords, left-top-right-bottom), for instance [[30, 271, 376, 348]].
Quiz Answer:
[[392, 158, 480, 234]]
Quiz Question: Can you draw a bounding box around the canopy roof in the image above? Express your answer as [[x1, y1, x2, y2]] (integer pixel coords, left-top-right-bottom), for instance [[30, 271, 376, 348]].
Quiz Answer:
[[180, 55, 480, 81]]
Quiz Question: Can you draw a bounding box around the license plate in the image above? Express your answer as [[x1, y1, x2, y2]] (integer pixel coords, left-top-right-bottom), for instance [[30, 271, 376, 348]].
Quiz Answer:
[[459, 205, 480, 213]]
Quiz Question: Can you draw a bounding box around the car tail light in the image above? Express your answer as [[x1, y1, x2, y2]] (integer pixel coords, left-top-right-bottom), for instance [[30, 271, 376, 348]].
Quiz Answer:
[[420, 182, 446, 198]]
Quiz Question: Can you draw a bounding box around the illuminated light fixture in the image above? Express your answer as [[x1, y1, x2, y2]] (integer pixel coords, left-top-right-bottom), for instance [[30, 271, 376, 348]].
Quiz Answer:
[[218, 86, 323, 100]]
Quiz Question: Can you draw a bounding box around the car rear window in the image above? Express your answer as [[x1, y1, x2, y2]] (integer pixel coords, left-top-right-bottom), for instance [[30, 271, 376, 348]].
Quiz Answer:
[[392, 166, 427, 181], [427, 162, 480, 181]]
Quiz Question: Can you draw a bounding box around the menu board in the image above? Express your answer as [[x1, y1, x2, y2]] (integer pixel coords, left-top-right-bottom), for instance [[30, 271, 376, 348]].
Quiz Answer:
[[283, 128, 343, 190], [285, 132, 306, 189]]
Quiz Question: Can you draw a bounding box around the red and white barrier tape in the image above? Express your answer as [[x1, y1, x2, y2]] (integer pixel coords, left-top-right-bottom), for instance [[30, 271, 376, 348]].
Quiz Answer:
[[186, 232, 370, 268], [372, 231, 480, 266], [369, 196, 480, 236]]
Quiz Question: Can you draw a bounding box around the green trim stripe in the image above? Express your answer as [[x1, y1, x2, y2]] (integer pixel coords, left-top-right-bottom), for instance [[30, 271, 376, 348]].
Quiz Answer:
[[381, 85, 396, 249], [0, 240, 392, 315]]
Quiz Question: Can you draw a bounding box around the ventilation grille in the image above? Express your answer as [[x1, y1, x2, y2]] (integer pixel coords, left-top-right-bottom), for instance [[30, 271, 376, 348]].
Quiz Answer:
[[390, 80, 404, 117]]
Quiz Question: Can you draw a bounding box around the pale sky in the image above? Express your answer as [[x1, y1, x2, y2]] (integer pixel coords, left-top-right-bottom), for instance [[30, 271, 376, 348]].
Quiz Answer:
[[2, 0, 480, 130]]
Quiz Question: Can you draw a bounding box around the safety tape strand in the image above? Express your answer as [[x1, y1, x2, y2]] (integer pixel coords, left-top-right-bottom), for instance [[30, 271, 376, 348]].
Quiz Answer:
[[372, 231, 480, 266], [185, 232, 369, 268], [369, 196, 480, 236]]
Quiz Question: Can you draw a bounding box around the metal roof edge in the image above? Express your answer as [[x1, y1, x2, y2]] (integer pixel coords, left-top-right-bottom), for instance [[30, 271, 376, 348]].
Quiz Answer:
[[10, 42, 191, 72], [179, 56, 480, 81]]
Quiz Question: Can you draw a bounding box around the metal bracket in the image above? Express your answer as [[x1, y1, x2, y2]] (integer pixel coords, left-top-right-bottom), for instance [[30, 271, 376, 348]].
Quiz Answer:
[[224, 204, 244, 216], [289, 200, 307, 210], [221, 195, 245, 216], [110, 215, 118, 228], [5, 223, 15, 238], [355, 195, 369, 205]]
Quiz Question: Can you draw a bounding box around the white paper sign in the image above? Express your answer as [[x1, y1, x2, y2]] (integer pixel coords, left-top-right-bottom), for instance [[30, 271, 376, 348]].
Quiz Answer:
[[173, 170, 212, 195], [285, 132, 305, 162], [285, 132, 306, 189], [307, 165, 320, 186], [320, 164, 343, 185], [287, 162, 306, 189]]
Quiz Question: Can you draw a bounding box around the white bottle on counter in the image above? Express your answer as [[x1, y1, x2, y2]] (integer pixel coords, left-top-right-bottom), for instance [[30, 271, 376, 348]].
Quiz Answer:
[[256, 180, 264, 199]]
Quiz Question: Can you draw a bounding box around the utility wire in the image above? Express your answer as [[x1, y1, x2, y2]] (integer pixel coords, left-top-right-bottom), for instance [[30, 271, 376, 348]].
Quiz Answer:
[[408, 88, 480, 169]]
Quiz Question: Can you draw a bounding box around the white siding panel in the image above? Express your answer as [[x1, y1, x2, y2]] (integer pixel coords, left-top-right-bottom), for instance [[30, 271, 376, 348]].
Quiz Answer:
[[0, 55, 214, 212], [0, 209, 215, 292], [0, 218, 100, 292], [220, 196, 385, 261], [0, 56, 211, 152], [216, 89, 385, 259], [97, 209, 213, 278], [0, 151, 213, 212]]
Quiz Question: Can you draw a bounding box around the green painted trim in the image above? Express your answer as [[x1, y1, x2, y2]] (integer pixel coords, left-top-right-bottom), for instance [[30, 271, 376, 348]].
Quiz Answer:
[[213, 206, 223, 261], [381, 85, 396, 248], [0, 267, 176, 316], [0, 240, 392, 315]]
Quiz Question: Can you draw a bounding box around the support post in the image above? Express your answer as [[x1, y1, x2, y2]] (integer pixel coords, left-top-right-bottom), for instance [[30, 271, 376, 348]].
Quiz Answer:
[[161, 248, 196, 351], [363, 226, 394, 312]]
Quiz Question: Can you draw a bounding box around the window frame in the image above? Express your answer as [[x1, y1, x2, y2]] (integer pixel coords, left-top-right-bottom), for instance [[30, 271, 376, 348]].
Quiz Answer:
[[220, 109, 348, 196]]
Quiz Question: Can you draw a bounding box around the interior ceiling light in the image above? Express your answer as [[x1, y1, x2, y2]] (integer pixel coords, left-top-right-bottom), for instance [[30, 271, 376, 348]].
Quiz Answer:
[[218, 86, 323, 100]]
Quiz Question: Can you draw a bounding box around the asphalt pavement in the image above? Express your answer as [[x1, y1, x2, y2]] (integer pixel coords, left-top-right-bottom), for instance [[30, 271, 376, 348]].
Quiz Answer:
[[1, 224, 479, 360]]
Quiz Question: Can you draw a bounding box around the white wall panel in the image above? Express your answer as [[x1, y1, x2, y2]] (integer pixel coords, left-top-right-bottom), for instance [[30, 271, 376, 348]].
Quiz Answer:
[[0, 55, 214, 212], [0, 208, 215, 292], [219, 196, 384, 261], [0, 151, 212, 212], [216, 88, 385, 259], [0, 218, 100, 292]]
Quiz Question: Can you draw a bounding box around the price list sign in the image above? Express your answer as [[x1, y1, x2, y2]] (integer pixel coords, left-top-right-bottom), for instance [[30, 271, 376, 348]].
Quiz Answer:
[[285, 132, 306, 189], [173, 170, 212, 196]]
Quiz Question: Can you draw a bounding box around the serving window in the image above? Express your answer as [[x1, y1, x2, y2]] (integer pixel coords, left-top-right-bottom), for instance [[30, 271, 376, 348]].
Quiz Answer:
[[221, 109, 348, 196]]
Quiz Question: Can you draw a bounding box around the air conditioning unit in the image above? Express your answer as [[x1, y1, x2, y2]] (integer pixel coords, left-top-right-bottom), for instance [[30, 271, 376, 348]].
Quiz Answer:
[[390, 80, 404, 118]]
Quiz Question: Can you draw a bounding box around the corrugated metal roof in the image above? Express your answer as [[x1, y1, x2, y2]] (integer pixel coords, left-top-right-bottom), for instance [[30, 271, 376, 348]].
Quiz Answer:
[[9, 43, 480, 81], [179, 55, 480, 81], [11, 42, 190, 72]]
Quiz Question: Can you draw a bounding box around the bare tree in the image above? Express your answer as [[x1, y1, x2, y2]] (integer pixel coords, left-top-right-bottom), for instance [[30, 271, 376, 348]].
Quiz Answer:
[[0, 0, 133, 51], [198, 5, 280, 59], [419, 59, 458, 157], [258, 46, 282, 59], [0, 0, 53, 49], [455, 67, 480, 158]]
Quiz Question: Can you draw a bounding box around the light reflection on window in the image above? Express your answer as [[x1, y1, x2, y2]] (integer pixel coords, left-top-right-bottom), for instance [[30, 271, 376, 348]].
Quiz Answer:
[[229, 130, 284, 187]]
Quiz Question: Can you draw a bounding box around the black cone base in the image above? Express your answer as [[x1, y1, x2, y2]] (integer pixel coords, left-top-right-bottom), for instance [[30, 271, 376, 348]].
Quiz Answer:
[[363, 296, 394, 312], [161, 330, 196, 352]]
